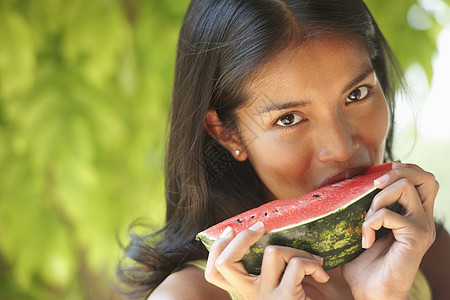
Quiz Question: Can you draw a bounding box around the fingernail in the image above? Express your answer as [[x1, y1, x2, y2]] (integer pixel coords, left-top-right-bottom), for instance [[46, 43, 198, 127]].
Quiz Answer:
[[312, 254, 324, 264], [374, 175, 386, 187], [219, 226, 233, 239], [392, 162, 405, 169], [249, 221, 265, 232], [362, 236, 368, 249]]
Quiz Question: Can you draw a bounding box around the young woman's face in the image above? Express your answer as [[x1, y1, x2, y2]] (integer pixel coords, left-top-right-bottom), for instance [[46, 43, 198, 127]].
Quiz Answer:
[[236, 36, 389, 200]]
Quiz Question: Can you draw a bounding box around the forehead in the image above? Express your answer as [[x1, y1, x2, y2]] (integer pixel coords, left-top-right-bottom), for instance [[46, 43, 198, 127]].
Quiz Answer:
[[243, 36, 373, 105]]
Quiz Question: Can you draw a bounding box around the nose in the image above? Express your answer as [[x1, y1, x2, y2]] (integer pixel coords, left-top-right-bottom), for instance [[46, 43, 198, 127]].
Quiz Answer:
[[316, 112, 359, 162]]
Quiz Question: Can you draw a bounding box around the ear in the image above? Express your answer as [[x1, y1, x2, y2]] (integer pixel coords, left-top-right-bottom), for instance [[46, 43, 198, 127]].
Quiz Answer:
[[204, 109, 247, 161]]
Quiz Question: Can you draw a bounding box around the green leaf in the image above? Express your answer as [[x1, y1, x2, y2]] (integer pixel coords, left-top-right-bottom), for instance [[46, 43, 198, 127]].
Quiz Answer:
[[0, 8, 35, 99], [61, 0, 130, 86], [365, 0, 441, 81]]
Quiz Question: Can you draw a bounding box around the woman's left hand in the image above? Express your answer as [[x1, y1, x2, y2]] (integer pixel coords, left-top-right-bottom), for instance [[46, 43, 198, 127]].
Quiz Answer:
[[342, 162, 439, 300]]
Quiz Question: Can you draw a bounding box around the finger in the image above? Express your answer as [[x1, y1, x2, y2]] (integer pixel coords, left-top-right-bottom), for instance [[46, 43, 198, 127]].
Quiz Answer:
[[374, 162, 438, 218], [370, 177, 424, 218], [259, 245, 324, 289], [215, 222, 266, 287], [281, 257, 330, 291], [362, 208, 410, 249], [359, 231, 395, 258], [205, 226, 236, 291]]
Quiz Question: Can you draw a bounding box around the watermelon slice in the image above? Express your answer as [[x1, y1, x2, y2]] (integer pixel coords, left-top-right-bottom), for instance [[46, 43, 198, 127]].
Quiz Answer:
[[196, 162, 401, 272]]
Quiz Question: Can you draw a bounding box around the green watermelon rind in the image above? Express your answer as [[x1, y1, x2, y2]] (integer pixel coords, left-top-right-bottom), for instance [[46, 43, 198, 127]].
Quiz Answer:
[[242, 189, 379, 273], [197, 189, 402, 273], [269, 185, 378, 233]]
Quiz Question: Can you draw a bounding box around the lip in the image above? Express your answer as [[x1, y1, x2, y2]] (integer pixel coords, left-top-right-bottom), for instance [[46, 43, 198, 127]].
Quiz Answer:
[[317, 166, 370, 189]]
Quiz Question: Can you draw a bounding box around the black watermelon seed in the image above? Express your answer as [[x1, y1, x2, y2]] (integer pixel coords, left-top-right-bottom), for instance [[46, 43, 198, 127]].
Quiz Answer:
[[313, 194, 321, 198], [264, 212, 268, 217], [251, 215, 255, 219], [274, 210, 279, 213], [236, 219, 242, 223]]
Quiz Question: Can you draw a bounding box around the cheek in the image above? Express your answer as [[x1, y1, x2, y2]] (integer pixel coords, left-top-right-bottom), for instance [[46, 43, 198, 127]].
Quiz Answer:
[[359, 95, 389, 155], [244, 130, 302, 171], [241, 129, 311, 198]]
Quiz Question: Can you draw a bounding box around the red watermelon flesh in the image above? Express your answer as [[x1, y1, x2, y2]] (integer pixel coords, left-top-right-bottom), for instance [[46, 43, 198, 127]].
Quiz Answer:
[[199, 162, 393, 240]]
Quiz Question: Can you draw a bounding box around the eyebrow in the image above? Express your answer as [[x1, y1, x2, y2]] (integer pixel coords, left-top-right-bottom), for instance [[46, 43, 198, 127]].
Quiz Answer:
[[256, 99, 311, 115], [342, 66, 375, 94], [255, 66, 375, 115]]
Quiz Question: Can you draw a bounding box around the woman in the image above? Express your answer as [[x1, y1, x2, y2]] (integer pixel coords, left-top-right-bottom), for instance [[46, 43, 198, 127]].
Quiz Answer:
[[118, 0, 450, 299]]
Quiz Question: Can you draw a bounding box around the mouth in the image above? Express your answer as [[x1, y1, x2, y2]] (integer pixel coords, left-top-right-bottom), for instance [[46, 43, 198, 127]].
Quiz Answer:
[[317, 166, 370, 189]]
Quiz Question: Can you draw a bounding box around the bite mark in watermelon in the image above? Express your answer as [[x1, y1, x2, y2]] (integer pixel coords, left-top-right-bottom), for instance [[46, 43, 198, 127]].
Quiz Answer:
[[196, 162, 402, 273]]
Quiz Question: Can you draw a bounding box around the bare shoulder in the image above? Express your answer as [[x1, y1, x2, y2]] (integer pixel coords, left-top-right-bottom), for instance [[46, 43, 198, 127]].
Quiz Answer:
[[147, 265, 231, 300], [420, 222, 450, 300]]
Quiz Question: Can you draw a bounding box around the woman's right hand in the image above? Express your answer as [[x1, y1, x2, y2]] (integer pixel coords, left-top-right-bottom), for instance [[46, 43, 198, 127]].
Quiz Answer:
[[205, 222, 330, 300]]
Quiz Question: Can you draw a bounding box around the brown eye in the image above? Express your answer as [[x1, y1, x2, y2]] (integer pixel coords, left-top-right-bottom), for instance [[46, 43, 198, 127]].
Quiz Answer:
[[276, 113, 302, 127], [347, 86, 369, 102]]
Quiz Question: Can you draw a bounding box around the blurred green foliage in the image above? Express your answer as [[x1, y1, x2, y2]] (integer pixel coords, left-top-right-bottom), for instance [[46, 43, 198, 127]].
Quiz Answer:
[[0, 0, 448, 299]]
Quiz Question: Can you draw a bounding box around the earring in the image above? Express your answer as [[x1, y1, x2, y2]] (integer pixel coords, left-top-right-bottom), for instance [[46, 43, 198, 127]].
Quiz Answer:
[[234, 149, 240, 156]]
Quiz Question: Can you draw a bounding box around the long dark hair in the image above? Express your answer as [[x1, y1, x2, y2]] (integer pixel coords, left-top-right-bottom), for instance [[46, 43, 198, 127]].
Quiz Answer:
[[117, 0, 403, 297]]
